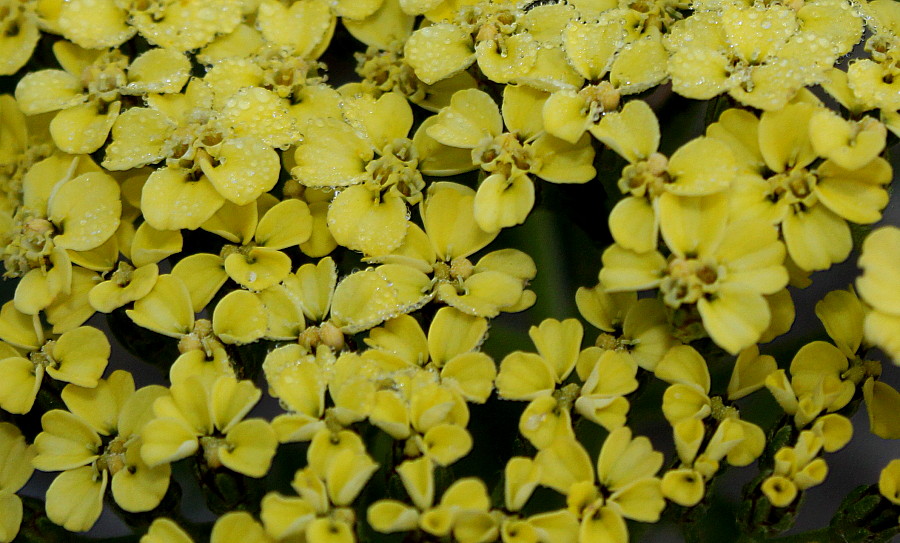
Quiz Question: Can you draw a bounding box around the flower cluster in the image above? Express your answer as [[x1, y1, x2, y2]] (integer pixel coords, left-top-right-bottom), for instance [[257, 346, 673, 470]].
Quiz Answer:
[[1, 0, 898, 542]]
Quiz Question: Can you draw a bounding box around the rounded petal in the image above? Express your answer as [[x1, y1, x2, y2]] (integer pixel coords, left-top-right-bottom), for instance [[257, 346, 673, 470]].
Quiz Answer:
[[141, 167, 225, 231], [212, 290, 268, 344], [45, 466, 105, 532], [221, 419, 278, 477]]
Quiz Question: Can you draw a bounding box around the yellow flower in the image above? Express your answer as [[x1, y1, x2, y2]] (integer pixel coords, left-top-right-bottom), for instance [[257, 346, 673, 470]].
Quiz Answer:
[[354, 41, 477, 112], [15, 42, 190, 154], [423, 86, 595, 232], [536, 428, 665, 543], [3, 153, 120, 315], [88, 261, 159, 313], [292, 92, 422, 255], [0, 312, 109, 415], [104, 78, 282, 230], [590, 100, 737, 253], [542, 9, 669, 144], [857, 226, 900, 363], [761, 422, 851, 508], [364, 182, 536, 318], [0, 422, 35, 543], [140, 374, 278, 478], [600, 198, 788, 354], [365, 307, 496, 403], [32, 371, 170, 532], [666, 3, 841, 110], [368, 456, 493, 540], [404, 2, 543, 86], [709, 102, 892, 271], [260, 438, 378, 543], [0, 0, 40, 75], [575, 285, 677, 373]]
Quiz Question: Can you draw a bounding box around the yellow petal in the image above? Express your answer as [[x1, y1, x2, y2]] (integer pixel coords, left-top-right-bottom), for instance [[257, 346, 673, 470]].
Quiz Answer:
[[698, 286, 770, 355], [50, 100, 120, 155], [126, 274, 194, 337], [404, 23, 474, 85], [212, 290, 267, 345], [782, 205, 851, 271], [863, 379, 900, 439], [130, 223, 183, 267], [473, 173, 534, 233], [426, 88, 501, 148], [224, 247, 292, 291], [201, 138, 280, 205], [45, 466, 105, 532], [608, 196, 658, 254], [49, 172, 121, 251], [170, 254, 228, 313], [124, 48, 190, 95], [140, 167, 225, 231], [221, 419, 278, 477], [590, 99, 659, 162], [327, 186, 408, 256]]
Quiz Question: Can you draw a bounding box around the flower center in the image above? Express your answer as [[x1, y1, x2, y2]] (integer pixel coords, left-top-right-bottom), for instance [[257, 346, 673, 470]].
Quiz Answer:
[[2, 213, 55, 278], [473, 133, 535, 179], [619, 152, 670, 198], [96, 435, 128, 476], [768, 167, 818, 208], [367, 138, 424, 203], [660, 257, 723, 308]]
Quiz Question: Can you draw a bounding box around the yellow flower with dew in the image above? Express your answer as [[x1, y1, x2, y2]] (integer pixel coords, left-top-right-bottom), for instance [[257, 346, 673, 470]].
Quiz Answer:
[[103, 78, 284, 230], [590, 99, 737, 254], [15, 41, 190, 154], [317, 348, 474, 466], [32, 371, 170, 532], [292, 92, 423, 256], [193, 196, 313, 292], [495, 319, 582, 447], [3, 153, 121, 315], [0, 422, 35, 543], [576, 285, 678, 373], [845, 0, 900, 114], [536, 428, 666, 543], [0, 306, 108, 414], [354, 40, 477, 112], [56, 0, 242, 51], [665, 3, 842, 110], [0, 0, 40, 75], [708, 102, 893, 271], [140, 374, 278, 478], [403, 2, 538, 86], [365, 181, 537, 318], [423, 86, 595, 232], [600, 195, 789, 354], [0, 94, 54, 222], [542, 9, 669, 144], [857, 226, 900, 364]]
